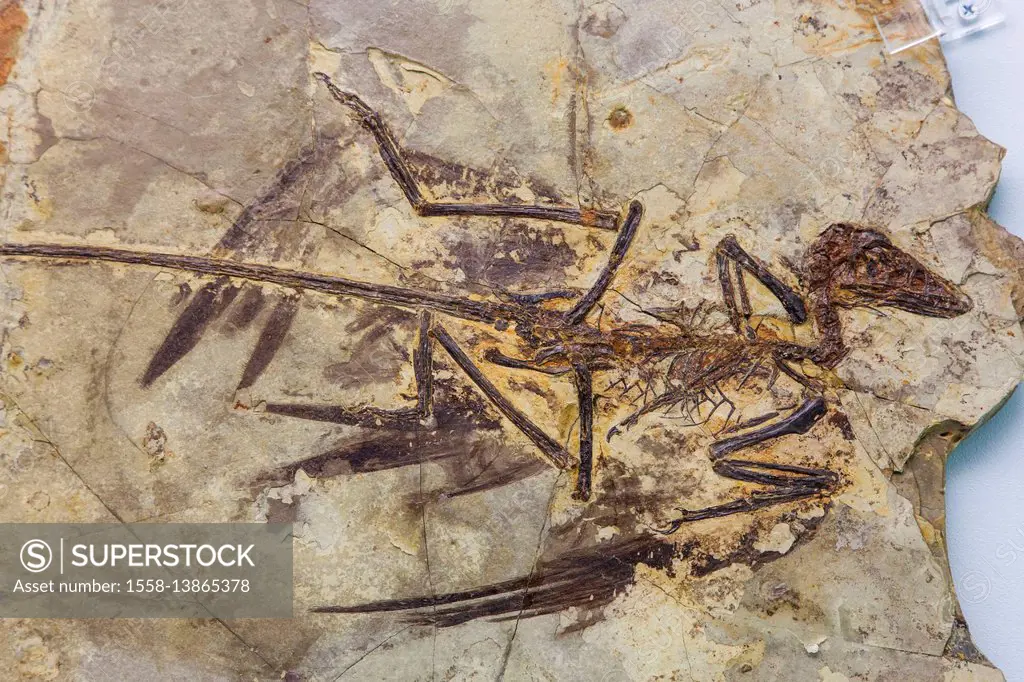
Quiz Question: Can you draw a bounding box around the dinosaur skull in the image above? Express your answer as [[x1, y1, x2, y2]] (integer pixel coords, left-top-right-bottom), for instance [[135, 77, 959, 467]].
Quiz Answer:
[[805, 224, 973, 318]]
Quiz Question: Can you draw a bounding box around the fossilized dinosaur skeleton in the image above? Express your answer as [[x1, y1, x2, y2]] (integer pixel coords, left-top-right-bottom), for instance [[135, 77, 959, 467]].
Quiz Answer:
[[0, 74, 972, 529]]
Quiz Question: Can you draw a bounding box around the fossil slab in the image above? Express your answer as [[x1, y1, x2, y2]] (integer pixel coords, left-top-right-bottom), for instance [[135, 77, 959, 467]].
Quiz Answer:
[[1, 0, 1022, 679]]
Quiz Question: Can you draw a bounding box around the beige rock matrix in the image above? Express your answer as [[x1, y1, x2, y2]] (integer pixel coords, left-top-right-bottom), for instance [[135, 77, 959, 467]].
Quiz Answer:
[[1, 0, 1021, 679]]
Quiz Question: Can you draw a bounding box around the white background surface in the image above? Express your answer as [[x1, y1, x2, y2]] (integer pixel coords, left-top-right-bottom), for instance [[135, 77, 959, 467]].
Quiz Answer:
[[941, 4, 1024, 679]]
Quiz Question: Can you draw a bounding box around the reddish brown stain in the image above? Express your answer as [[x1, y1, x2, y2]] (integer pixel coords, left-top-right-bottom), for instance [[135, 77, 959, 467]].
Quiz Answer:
[[607, 105, 633, 131], [0, 1, 28, 87]]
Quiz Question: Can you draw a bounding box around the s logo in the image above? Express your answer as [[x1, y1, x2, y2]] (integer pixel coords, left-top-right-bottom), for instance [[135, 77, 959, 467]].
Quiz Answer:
[[20, 539, 52, 573]]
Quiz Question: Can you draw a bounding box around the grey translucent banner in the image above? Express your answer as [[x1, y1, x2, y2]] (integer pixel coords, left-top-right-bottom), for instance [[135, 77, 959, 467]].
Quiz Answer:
[[0, 524, 292, 618]]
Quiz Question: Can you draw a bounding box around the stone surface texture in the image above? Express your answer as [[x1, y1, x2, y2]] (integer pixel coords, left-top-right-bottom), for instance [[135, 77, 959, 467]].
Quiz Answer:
[[1, 0, 1022, 680]]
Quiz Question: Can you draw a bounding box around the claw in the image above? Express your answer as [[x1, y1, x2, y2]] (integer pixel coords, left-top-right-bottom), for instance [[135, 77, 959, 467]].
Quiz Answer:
[[654, 512, 691, 535], [607, 412, 639, 441], [652, 506, 707, 535]]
